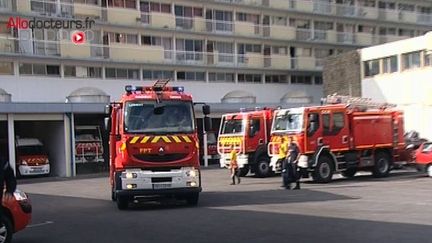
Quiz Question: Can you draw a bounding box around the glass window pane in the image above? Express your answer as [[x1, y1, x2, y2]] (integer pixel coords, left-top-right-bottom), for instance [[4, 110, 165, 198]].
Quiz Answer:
[[19, 63, 32, 75], [106, 68, 116, 78], [0, 62, 13, 75], [64, 66, 76, 77], [33, 64, 46, 75], [143, 70, 152, 79]]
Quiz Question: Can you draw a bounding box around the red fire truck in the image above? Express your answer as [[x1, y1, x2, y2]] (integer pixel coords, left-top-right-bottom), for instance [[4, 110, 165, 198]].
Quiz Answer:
[[218, 108, 274, 177], [105, 80, 211, 209], [268, 95, 407, 183]]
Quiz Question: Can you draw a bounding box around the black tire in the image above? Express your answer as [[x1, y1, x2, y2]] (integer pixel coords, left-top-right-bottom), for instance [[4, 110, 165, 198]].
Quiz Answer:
[[341, 168, 357, 178], [372, 151, 391, 178], [254, 157, 272, 178], [0, 216, 13, 243], [239, 166, 249, 177], [116, 196, 128, 210], [185, 193, 199, 206], [312, 156, 334, 183]]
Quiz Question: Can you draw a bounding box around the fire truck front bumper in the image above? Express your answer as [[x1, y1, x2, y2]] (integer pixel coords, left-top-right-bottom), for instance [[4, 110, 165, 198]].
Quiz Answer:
[[115, 167, 201, 197], [219, 154, 248, 168]]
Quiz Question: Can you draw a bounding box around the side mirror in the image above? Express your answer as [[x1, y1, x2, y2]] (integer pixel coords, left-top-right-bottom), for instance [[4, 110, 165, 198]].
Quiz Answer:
[[105, 104, 111, 115], [202, 105, 210, 115], [204, 116, 212, 132], [406, 144, 414, 150], [104, 117, 111, 132], [153, 103, 165, 115]]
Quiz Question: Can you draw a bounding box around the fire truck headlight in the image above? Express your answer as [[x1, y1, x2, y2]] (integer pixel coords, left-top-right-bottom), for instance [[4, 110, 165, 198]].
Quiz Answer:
[[21, 161, 28, 166], [183, 167, 198, 177], [125, 172, 137, 179]]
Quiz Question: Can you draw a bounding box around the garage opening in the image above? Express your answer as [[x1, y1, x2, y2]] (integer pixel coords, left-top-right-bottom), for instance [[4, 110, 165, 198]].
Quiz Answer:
[[74, 114, 108, 175], [14, 120, 66, 178], [0, 121, 8, 163]]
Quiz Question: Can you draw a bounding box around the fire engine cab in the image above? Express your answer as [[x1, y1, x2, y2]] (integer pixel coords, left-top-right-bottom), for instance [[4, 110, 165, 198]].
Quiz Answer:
[[105, 80, 211, 209], [268, 95, 406, 183], [218, 108, 274, 177]]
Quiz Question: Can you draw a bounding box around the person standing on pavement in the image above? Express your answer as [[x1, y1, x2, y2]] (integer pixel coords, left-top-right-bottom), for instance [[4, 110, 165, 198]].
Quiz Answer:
[[286, 137, 301, 190], [228, 144, 240, 185], [0, 155, 17, 216], [278, 137, 290, 188]]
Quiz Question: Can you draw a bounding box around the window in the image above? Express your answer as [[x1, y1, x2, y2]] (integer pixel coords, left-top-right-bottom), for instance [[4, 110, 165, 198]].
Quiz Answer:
[[383, 56, 398, 73], [30, 0, 56, 14], [238, 74, 261, 83], [0, 21, 10, 34], [142, 70, 173, 80], [272, 46, 288, 55], [265, 75, 288, 83], [402, 51, 421, 70], [140, 1, 171, 13], [399, 29, 415, 37], [323, 114, 331, 135], [398, 3, 414, 11], [272, 16, 287, 26], [105, 68, 139, 79], [291, 75, 312, 85], [177, 71, 205, 81], [425, 53, 432, 66], [208, 72, 234, 82], [378, 1, 395, 10], [108, 0, 136, 9], [0, 62, 13, 75], [141, 36, 172, 49], [236, 12, 260, 24], [19, 63, 59, 76], [307, 113, 319, 136], [363, 59, 379, 77], [108, 33, 138, 44], [249, 119, 261, 136], [64, 66, 102, 78], [333, 112, 344, 134], [314, 76, 323, 85], [358, 0, 375, 7]]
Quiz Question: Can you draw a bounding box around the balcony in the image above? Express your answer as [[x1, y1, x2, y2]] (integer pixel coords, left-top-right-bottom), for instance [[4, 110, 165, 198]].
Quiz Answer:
[[60, 40, 91, 58], [108, 43, 161, 62], [106, 7, 140, 25], [174, 16, 206, 32], [0, 36, 14, 53], [263, 25, 296, 40], [139, 12, 176, 29], [73, 3, 101, 19], [355, 32, 375, 46], [291, 57, 322, 70], [0, 0, 11, 11], [312, 30, 337, 43], [206, 19, 233, 33], [234, 21, 260, 37], [263, 54, 291, 69]]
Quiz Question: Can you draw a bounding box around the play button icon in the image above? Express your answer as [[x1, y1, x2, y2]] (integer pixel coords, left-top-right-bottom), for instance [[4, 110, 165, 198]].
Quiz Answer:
[[72, 31, 85, 45]]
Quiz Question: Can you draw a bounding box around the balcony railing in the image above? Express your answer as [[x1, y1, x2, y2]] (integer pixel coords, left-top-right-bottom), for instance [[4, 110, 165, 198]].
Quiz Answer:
[[0, 36, 325, 70]]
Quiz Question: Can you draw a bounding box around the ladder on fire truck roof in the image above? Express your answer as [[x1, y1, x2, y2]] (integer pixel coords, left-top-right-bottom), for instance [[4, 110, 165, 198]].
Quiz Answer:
[[153, 79, 170, 91], [321, 94, 397, 110]]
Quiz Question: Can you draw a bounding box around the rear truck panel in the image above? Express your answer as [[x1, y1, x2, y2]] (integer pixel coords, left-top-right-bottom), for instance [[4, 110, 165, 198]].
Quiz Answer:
[[351, 113, 394, 148]]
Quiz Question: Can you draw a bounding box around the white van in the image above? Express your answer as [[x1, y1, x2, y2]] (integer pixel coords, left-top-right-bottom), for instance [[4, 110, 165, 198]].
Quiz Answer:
[[16, 138, 50, 176]]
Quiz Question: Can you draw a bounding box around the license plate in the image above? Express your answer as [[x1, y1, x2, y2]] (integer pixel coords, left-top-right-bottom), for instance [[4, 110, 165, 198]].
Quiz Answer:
[[153, 184, 171, 189], [31, 169, 43, 173]]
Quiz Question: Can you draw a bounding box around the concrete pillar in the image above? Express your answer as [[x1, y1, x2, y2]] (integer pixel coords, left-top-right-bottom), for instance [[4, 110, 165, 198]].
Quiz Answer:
[[7, 113, 15, 175], [64, 113, 75, 177]]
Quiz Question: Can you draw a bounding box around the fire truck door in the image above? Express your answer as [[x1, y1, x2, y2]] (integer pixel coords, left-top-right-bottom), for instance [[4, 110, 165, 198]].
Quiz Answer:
[[322, 109, 350, 151], [305, 112, 322, 152], [247, 117, 263, 151]]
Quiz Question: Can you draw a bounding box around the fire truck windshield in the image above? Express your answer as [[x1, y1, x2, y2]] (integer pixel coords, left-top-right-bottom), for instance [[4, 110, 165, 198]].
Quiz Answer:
[[220, 118, 244, 135], [272, 112, 303, 132], [124, 101, 194, 134]]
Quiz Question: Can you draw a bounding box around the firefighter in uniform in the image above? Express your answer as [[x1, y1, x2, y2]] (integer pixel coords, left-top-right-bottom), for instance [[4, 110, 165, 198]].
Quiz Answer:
[[287, 138, 301, 190], [228, 145, 240, 185], [279, 137, 289, 188]]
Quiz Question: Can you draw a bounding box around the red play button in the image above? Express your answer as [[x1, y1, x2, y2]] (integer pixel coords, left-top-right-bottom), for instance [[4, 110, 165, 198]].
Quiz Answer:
[[72, 31, 85, 45]]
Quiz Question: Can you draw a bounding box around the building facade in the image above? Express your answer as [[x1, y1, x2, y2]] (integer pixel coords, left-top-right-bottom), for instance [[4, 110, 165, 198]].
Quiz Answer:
[[360, 32, 432, 140], [1, 0, 432, 177]]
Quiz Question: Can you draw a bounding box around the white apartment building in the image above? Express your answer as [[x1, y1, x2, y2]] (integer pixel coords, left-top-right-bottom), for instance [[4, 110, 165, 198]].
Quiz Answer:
[[361, 32, 432, 140]]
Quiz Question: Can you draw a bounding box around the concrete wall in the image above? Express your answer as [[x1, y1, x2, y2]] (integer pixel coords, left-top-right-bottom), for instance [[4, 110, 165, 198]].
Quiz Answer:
[[0, 76, 324, 104], [323, 50, 361, 97]]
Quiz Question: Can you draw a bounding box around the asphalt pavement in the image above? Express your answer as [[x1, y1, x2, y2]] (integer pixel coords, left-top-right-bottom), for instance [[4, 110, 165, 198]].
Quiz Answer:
[[13, 167, 432, 243]]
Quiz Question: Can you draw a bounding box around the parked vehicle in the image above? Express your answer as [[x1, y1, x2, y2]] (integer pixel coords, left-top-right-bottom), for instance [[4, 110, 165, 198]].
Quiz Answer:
[[15, 138, 50, 177], [268, 95, 408, 183], [1, 189, 32, 243], [105, 80, 211, 209], [414, 142, 432, 177], [75, 125, 104, 163], [199, 131, 219, 162], [218, 108, 274, 177]]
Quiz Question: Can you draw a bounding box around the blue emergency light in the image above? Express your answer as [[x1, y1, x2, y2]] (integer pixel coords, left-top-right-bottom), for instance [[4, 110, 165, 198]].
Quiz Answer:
[[172, 86, 184, 93]]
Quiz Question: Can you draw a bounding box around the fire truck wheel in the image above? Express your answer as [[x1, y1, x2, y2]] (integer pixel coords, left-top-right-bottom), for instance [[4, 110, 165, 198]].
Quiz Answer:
[[312, 156, 334, 183], [239, 166, 249, 177], [255, 157, 272, 178], [0, 215, 13, 243], [341, 168, 357, 178], [185, 193, 199, 206], [116, 196, 129, 210], [372, 152, 391, 178]]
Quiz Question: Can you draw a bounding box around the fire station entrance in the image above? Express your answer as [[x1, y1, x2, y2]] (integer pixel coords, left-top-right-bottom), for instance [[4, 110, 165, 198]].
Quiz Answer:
[[14, 116, 67, 177], [74, 114, 109, 175], [0, 119, 8, 163]]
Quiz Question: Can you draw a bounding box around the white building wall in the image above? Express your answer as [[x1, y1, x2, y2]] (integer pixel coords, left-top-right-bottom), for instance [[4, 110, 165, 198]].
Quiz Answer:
[[0, 76, 324, 104], [360, 32, 432, 140]]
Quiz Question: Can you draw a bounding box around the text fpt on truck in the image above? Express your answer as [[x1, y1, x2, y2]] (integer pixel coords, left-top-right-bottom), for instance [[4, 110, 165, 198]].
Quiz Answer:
[[105, 80, 211, 209], [268, 95, 407, 183], [218, 108, 274, 177]]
